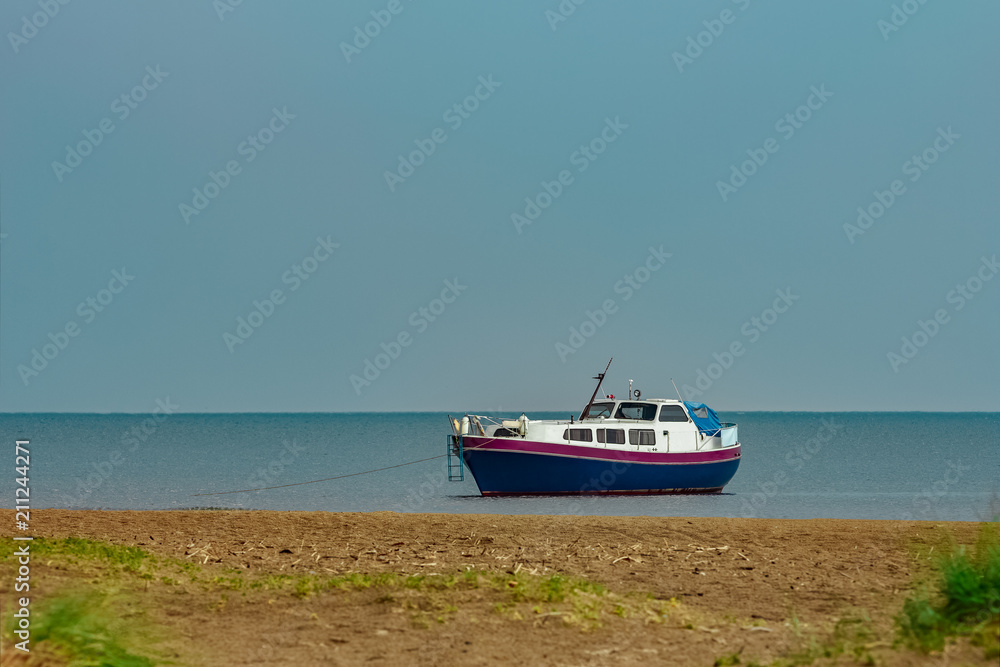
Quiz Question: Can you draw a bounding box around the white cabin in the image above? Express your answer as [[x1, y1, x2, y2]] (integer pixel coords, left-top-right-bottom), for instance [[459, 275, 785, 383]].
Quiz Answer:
[[464, 398, 738, 454]]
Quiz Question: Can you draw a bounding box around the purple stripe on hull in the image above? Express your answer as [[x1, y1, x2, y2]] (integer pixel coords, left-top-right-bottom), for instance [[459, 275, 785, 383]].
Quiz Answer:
[[462, 436, 740, 465]]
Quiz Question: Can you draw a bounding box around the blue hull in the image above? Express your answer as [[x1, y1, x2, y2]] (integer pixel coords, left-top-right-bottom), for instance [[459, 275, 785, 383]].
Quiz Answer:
[[463, 449, 740, 495]]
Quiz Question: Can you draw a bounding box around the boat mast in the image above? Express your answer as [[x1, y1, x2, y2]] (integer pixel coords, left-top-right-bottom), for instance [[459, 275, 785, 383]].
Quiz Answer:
[[579, 357, 613, 420]]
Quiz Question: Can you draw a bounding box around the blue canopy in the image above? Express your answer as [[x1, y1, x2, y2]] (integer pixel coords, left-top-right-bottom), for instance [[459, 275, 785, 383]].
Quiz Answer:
[[683, 401, 722, 436]]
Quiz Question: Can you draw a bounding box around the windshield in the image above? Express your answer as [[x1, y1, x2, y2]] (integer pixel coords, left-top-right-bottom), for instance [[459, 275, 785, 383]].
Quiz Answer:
[[614, 402, 657, 420], [585, 402, 614, 418]]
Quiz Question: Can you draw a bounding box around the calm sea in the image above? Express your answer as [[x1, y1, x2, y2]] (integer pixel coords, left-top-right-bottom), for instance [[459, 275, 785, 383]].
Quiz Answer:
[[2, 412, 997, 521]]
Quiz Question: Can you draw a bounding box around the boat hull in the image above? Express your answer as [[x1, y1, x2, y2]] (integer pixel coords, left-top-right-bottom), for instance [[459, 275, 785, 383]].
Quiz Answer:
[[461, 436, 740, 495]]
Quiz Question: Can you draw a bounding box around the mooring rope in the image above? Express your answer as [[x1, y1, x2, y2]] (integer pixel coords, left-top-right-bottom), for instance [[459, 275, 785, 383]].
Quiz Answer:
[[190, 454, 447, 496]]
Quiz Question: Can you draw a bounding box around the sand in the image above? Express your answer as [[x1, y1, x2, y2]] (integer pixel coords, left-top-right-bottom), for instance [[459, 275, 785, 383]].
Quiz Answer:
[[0, 510, 993, 666]]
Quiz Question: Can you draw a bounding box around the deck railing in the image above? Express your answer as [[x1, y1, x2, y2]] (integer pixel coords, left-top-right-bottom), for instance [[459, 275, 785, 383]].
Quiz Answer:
[[696, 423, 739, 450]]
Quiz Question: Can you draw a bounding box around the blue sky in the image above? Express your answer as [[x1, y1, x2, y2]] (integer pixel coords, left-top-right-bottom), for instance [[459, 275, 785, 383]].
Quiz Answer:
[[1, 0, 997, 413]]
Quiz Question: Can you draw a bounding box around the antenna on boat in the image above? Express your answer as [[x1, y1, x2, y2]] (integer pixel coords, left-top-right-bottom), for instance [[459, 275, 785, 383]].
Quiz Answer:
[[579, 357, 613, 420], [670, 378, 684, 403]]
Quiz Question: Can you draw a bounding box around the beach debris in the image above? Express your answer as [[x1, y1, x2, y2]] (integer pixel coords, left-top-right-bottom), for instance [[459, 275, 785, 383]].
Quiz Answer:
[[185, 543, 215, 561], [612, 555, 642, 565]]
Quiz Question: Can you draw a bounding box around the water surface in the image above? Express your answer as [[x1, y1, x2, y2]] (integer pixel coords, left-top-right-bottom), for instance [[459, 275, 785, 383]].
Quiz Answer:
[[2, 412, 997, 521]]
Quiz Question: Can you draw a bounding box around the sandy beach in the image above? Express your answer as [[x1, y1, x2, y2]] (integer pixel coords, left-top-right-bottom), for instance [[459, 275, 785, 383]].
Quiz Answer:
[[1, 510, 994, 666]]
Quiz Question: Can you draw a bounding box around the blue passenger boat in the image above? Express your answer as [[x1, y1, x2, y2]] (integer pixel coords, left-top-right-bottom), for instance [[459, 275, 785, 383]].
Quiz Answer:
[[447, 359, 741, 495]]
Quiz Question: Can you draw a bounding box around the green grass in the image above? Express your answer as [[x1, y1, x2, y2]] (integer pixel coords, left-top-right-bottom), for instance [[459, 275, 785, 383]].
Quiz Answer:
[[1, 539, 166, 664], [714, 652, 742, 667], [897, 523, 1000, 656], [775, 613, 877, 667], [5, 591, 158, 666], [2, 536, 677, 647], [1, 537, 153, 573], [227, 568, 666, 628]]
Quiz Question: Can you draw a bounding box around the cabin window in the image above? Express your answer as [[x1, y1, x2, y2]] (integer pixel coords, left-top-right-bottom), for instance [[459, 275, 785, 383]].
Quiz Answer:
[[586, 402, 614, 418], [563, 428, 593, 442], [692, 406, 708, 418], [597, 428, 625, 444], [614, 402, 657, 420], [658, 405, 689, 422], [628, 429, 656, 446]]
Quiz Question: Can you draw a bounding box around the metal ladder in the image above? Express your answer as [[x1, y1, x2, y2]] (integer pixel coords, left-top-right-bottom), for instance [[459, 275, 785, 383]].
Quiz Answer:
[[447, 434, 464, 481]]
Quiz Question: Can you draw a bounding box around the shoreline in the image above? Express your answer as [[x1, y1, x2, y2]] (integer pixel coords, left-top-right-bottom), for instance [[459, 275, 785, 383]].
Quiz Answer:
[[5, 506, 994, 522]]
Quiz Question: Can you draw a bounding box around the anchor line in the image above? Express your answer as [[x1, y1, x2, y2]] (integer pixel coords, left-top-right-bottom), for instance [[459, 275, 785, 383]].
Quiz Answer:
[[189, 454, 447, 496]]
